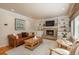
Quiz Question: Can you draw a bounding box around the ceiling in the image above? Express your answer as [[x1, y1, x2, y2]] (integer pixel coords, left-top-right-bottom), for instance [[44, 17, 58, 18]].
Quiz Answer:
[[0, 3, 73, 19]]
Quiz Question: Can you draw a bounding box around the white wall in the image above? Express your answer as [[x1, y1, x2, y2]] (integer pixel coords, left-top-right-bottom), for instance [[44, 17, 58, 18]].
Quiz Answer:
[[0, 8, 35, 47]]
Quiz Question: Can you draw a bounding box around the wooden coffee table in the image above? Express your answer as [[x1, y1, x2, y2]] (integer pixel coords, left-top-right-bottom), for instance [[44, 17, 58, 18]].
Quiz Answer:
[[24, 36, 42, 50]]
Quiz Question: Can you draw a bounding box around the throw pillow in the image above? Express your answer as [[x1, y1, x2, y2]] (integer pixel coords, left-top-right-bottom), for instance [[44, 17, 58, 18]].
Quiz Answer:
[[22, 32, 28, 37], [13, 33, 19, 39]]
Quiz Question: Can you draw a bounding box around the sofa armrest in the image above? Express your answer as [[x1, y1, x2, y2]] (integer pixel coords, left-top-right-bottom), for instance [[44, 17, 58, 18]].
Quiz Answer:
[[8, 35, 17, 47]]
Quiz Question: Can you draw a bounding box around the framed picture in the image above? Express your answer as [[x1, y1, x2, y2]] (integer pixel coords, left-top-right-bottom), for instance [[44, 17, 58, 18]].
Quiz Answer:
[[15, 18, 25, 30]]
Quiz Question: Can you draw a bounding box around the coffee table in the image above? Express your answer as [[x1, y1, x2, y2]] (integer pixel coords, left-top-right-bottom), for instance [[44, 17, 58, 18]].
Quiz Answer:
[[24, 36, 42, 50]]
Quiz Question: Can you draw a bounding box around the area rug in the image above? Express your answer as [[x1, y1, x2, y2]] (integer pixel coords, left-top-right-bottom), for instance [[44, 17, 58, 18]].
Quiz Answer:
[[6, 39, 58, 55]]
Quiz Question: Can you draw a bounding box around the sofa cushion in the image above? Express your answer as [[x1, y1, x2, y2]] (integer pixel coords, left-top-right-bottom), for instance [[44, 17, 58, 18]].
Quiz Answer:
[[22, 32, 28, 37], [75, 46, 79, 54], [17, 34, 22, 38], [52, 48, 70, 55], [70, 41, 79, 55]]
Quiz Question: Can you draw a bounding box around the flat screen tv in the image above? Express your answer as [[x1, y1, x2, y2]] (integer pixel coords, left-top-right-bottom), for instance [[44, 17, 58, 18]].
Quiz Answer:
[[46, 21, 54, 26]]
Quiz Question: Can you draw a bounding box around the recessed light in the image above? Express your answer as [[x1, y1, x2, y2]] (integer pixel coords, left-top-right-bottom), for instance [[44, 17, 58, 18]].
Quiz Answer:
[[62, 8, 65, 11]]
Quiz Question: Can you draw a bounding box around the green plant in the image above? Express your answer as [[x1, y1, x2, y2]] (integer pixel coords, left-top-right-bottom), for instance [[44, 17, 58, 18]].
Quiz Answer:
[[62, 32, 67, 38]]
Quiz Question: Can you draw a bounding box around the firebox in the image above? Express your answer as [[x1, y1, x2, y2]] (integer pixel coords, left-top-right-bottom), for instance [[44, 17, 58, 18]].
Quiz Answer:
[[46, 30, 54, 36]]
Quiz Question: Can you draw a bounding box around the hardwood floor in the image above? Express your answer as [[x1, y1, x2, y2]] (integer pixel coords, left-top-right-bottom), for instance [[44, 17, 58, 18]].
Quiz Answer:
[[0, 45, 13, 55]]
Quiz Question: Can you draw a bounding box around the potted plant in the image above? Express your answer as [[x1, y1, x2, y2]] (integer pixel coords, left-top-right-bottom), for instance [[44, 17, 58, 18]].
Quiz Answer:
[[62, 29, 67, 40]]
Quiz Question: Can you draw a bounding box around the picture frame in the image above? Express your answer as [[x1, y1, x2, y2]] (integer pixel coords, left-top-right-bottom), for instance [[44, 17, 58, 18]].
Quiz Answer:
[[15, 18, 25, 30]]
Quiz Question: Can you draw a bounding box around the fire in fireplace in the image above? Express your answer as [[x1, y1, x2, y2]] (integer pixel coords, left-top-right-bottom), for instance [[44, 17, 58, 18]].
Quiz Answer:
[[46, 30, 54, 36]]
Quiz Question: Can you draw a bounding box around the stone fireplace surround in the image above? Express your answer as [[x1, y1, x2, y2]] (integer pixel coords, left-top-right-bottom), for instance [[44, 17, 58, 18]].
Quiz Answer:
[[43, 26, 57, 40]]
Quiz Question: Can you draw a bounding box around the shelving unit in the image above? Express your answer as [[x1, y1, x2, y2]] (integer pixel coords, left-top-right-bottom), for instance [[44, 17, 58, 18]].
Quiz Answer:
[[57, 16, 70, 39]]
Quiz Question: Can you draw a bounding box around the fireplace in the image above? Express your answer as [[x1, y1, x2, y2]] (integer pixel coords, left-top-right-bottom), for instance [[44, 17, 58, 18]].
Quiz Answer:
[[43, 27, 57, 40], [46, 30, 54, 36]]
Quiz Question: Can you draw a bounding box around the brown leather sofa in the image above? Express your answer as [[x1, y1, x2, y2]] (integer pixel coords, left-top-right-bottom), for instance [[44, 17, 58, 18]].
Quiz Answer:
[[8, 32, 34, 47]]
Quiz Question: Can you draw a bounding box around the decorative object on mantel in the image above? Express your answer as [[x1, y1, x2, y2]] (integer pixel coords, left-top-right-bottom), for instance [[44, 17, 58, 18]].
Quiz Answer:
[[15, 18, 25, 30], [38, 23, 43, 30]]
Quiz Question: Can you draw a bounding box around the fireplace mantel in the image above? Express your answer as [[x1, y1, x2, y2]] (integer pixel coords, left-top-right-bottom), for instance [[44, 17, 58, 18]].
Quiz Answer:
[[43, 26, 58, 29]]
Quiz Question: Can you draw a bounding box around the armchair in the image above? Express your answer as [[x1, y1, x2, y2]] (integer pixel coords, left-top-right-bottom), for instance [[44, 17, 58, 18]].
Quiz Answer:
[[49, 40, 79, 55]]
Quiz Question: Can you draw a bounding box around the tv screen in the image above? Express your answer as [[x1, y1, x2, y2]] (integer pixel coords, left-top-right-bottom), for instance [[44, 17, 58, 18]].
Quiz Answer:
[[46, 21, 54, 26]]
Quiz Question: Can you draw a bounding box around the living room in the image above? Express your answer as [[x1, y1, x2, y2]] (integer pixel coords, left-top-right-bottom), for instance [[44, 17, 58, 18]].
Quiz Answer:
[[0, 3, 79, 55]]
